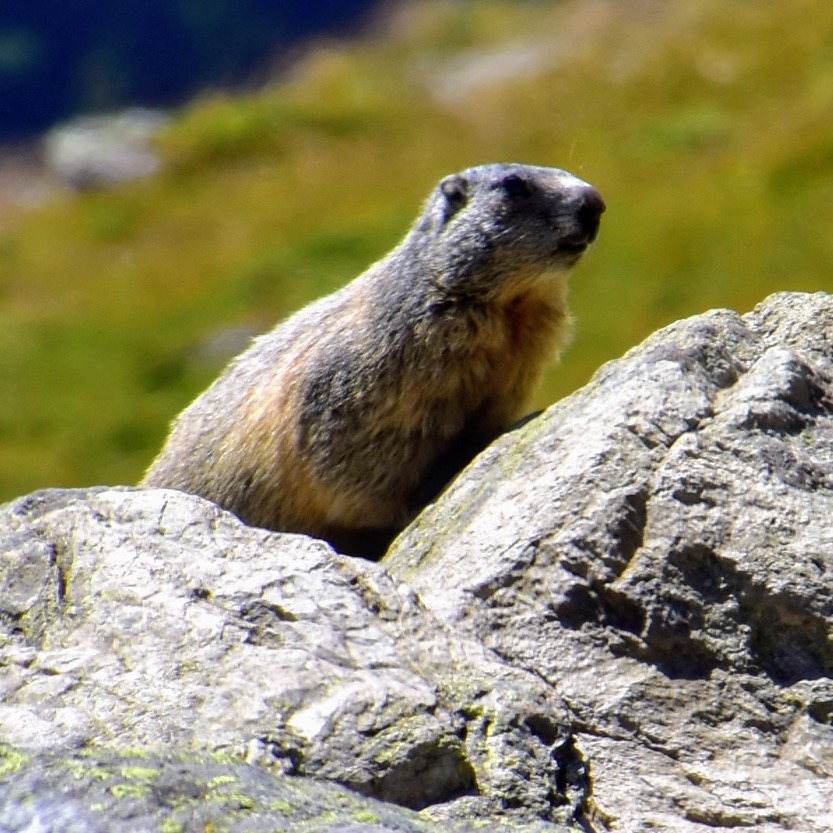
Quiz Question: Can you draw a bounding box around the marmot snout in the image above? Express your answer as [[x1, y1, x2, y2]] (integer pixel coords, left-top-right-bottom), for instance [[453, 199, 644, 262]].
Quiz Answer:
[[142, 163, 604, 557]]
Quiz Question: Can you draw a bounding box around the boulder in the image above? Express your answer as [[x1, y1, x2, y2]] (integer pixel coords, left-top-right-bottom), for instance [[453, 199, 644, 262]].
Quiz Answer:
[[2, 291, 832, 831], [43, 109, 168, 190], [0, 747, 562, 833], [0, 487, 578, 830], [386, 290, 833, 831]]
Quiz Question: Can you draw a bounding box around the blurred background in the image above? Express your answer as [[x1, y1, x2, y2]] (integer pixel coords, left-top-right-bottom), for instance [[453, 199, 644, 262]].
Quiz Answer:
[[0, 0, 831, 501]]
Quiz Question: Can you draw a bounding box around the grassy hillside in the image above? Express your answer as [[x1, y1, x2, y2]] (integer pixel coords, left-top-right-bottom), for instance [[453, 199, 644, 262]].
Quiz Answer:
[[1, 0, 832, 500]]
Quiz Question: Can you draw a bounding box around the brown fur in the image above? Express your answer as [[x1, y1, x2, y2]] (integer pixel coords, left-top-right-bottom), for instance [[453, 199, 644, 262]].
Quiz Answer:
[[142, 163, 604, 557]]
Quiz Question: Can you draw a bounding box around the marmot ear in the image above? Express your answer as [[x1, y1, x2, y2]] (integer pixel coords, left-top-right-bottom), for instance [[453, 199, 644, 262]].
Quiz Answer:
[[439, 174, 469, 221]]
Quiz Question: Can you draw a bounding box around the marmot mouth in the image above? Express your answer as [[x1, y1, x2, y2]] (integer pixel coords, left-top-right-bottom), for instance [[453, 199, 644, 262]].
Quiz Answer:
[[556, 238, 593, 259], [559, 240, 589, 255], [558, 218, 601, 256]]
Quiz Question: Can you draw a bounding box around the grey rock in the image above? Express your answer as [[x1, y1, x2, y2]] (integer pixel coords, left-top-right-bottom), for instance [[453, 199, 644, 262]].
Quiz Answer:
[[0, 747, 563, 833], [2, 290, 833, 832], [0, 487, 579, 829], [43, 108, 168, 189], [385, 290, 833, 832]]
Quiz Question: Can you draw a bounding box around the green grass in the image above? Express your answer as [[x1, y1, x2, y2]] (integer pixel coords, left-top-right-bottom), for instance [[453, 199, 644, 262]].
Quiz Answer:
[[1, 0, 832, 500]]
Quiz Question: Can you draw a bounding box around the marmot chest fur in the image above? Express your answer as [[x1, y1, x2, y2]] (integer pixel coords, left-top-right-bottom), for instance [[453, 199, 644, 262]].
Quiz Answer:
[[142, 163, 604, 557]]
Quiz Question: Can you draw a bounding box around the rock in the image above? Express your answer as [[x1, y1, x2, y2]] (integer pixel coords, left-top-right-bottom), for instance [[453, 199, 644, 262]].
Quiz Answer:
[[0, 747, 562, 833], [0, 487, 578, 830], [385, 290, 833, 832], [2, 290, 833, 832], [43, 108, 168, 189]]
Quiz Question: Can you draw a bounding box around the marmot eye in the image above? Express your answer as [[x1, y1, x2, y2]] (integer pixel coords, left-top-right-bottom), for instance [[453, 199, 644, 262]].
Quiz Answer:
[[500, 174, 532, 198]]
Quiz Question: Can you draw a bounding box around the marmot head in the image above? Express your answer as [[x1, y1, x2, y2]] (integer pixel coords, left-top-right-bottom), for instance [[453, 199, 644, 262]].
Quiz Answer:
[[416, 163, 604, 300]]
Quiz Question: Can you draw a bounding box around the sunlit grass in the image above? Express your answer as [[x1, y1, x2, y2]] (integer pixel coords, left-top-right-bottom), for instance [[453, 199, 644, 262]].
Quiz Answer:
[[1, 0, 832, 499]]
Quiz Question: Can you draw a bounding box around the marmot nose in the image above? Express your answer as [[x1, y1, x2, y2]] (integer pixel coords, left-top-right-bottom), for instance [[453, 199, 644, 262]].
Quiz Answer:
[[576, 187, 605, 242]]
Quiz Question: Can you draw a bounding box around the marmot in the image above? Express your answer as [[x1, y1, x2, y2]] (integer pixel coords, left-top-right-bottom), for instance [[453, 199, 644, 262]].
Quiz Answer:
[[142, 163, 604, 557]]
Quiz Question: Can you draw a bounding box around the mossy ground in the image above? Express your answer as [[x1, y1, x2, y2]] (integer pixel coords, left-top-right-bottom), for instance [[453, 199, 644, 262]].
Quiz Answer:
[[1, 0, 831, 500]]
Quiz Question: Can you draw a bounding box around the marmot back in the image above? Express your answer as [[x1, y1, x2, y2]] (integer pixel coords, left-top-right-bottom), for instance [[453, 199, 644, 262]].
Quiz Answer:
[[142, 163, 604, 557]]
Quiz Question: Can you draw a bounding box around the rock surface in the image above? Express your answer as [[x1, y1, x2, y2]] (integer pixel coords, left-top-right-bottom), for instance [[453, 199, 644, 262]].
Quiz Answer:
[[0, 487, 579, 831], [43, 109, 168, 189], [2, 291, 833, 832], [0, 747, 561, 833], [386, 290, 833, 831]]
